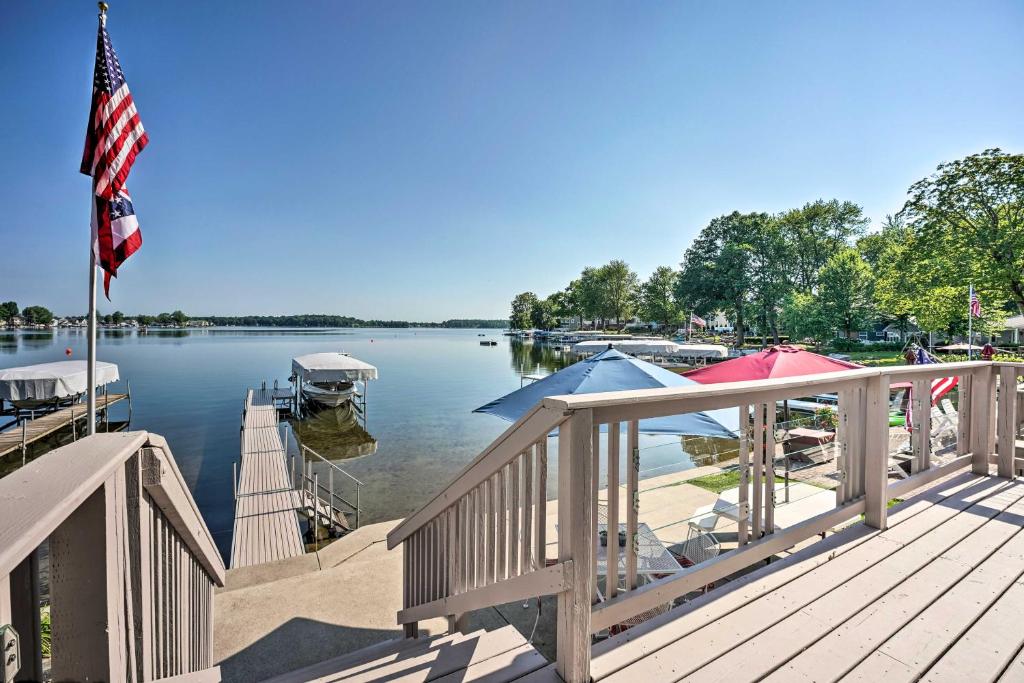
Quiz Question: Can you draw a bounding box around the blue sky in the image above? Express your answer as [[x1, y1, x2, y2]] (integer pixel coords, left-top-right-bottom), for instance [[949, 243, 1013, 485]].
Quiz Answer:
[[1, 1, 1021, 320]]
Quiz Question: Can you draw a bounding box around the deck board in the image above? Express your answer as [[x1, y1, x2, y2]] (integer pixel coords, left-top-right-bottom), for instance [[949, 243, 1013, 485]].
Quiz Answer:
[[593, 474, 1024, 683], [590, 471, 990, 679], [598, 475, 1014, 682], [0, 393, 128, 458], [230, 389, 305, 568]]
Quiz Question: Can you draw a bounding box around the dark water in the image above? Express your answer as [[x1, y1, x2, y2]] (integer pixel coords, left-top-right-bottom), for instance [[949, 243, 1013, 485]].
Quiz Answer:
[[0, 328, 723, 562]]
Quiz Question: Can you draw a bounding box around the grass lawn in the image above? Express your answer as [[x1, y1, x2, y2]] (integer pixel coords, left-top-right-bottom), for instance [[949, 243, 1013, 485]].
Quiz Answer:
[[843, 351, 904, 367], [687, 470, 786, 494]]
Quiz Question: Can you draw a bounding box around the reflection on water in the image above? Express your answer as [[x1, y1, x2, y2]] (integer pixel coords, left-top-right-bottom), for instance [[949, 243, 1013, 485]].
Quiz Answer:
[[681, 436, 742, 467], [288, 404, 378, 461], [508, 340, 574, 378]]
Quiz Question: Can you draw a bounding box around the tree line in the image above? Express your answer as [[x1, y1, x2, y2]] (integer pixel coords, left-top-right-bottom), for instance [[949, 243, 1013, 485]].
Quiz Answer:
[[1, 302, 506, 329], [201, 316, 506, 328], [509, 148, 1024, 347]]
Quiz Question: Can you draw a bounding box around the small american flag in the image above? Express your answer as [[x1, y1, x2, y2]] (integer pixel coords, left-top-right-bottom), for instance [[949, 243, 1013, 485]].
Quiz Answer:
[[970, 287, 982, 318], [81, 12, 147, 297], [690, 313, 707, 328]]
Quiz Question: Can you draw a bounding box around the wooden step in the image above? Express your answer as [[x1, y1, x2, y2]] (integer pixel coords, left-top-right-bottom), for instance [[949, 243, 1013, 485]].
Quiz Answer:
[[262, 624, 548, 683]]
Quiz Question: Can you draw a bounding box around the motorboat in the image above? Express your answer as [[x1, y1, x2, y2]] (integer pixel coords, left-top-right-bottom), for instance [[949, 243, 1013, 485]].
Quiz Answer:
[[0, 360, 119, 410], [300, 381, 360, 408], [292, 353, 378, 411]]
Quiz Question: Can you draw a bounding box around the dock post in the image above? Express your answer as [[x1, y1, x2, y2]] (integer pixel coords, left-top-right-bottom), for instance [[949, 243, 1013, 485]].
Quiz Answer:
[[71, 405, 77, 441], [313, 472, 320, 550], [21, 419, 27, 466], [290, 455, 295, 488]]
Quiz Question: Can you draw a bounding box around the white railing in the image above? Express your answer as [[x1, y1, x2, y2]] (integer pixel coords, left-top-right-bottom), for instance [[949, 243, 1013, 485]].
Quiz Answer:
[[388, 361, 1022, 682], [0, 431, 226, 682]]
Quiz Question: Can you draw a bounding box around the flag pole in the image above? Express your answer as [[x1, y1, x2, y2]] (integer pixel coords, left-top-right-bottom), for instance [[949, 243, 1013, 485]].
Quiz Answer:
[[968, 283, 973, 361], [86, 2, 107, 437], [87, 247, 97, 435]]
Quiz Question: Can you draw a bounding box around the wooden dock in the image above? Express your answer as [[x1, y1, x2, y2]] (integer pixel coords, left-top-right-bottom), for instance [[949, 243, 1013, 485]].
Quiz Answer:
[[0, 393, 127, 459], [230, 388, 306, 569]]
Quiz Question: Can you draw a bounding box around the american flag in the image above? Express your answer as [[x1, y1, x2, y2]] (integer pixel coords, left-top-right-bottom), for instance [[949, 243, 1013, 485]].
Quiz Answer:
[[905, 349, 959, 432], [690, 312, 707, 328], [91, 189, 142, 297], [970, 287, 982, 318], [81, 13, 147, 297]]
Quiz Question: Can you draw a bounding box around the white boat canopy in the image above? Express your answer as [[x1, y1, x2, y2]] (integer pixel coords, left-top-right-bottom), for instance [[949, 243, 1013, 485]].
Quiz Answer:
[[292, 353, 378, 383], [672, 343, 729, 359], [572, 339, 684, 356], [0, 360, 120, 402]]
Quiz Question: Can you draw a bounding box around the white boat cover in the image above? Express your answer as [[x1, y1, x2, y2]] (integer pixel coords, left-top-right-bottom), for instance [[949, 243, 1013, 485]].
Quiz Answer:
[[671, 343, 729, 359], [0, 361, 120, 401], [572, 339, 684, 356], [292, 353, 378, 382]]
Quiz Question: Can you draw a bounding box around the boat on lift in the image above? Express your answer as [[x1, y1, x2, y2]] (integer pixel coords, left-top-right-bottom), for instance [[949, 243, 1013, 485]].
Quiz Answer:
[[292, 353, 378, 411]]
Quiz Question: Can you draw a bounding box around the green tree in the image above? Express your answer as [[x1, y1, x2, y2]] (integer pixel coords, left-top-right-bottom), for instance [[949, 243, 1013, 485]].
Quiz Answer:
[[676, 212, 757, 344], [21, 306, 54, 325], [509, 292, 538, 330], [561, 280, 584, 329], [530, 297, 556, 330], [0, 301, 18, 324], [639, 266, 680, 329], [597, 260, 639, 326], [156, 312, 172, 325], [777, 199, 869, 292], [170, 310, 189, 326], [111, 310, 125, 324], [577, 267, 605, 328], [136, 314, 154, 326], [900, 148, 1024, 312], [744, 215, 792, 345], [817, 249, 875, 339], [780, 291, 830, 349]]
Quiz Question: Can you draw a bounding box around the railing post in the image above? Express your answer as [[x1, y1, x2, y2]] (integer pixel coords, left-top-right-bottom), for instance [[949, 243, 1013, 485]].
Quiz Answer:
[[864, 374, 890, 529], [49, 475, 127, 680], [970, 366, 994, 475], [997, 365, 1018, 479], [556, 408, 593, 683]]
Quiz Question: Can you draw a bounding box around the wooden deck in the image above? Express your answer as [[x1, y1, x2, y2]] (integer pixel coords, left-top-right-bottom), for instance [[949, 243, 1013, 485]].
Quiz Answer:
[[589, 472, 1024, 682], [230, 388, 305, 569], [262, 624, 554, 683], [0, 393, 127, 459]]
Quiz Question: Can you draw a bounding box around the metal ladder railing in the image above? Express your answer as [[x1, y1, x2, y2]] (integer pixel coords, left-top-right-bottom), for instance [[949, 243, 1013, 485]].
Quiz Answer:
[[290, 444, 364, 535]]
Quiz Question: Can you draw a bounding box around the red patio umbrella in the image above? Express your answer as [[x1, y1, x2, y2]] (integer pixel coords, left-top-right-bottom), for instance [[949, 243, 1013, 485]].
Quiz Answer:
[[685, 345, 865, 424], [684, 345, 863, 384]]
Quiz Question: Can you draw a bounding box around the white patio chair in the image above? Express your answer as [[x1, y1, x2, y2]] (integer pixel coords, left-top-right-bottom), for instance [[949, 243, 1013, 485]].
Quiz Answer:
[[940, 398, 958, 421], [677, 524, 720, 567], [931, 405, 957, 444]]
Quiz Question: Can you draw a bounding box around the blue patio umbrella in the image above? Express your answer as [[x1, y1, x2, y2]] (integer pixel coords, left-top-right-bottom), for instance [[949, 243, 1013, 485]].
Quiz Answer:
[[474, 348, 740, 438]]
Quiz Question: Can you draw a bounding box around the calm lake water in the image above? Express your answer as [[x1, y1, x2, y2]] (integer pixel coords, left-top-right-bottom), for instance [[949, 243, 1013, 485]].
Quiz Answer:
[[0, 328, 721, 562]]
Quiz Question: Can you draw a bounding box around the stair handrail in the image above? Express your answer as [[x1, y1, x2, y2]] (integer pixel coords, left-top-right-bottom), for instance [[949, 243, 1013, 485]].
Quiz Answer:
[[302, 443, 364, 486], [387, 402, 567, 549], [0, 431, 224, 681]]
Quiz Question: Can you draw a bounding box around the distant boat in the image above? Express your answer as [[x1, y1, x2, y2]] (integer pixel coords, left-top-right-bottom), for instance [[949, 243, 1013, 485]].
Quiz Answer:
[[479, 340, 497, 346]]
